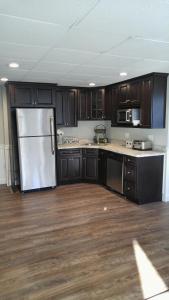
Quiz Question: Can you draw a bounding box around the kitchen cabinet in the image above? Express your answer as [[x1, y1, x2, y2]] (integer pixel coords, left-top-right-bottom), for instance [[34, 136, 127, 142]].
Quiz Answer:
[[118, 80, 141, 108], [78, 88, 105, 120], [91, 88, 105, 120], [58, 149, 82, 184], [35, 85, 54, 106], [98, 150, 107, 185], [58, 148, 99, 183], [140, 74, 167, 128], [55, 88, 77, 127], [7, 82, 55, 107], [58, 147, 164, 204], [118, 83, 129, 107], [111, 86, 119, 126], [123, 155, 163, 204], [108, 72, 167, 128], [78, 89, 91, 120], [82, 149, 99, 181]]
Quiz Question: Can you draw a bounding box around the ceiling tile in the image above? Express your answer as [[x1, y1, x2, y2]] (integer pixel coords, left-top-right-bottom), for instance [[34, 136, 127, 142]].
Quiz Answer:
[[109, 37, 169, 61], [70, 65, 118, 76], [0, 69, 28, 81], [0, 15, 66, 47], [75, 0, 169, 40], [87, 54, 142, 70], [0, 42, 49, 60], [51, 27, 127, 53], [33, 61, 78, 73], [0, 0, 97, 27], [44, 48, 99, 65], [0, 57, 37, 70]]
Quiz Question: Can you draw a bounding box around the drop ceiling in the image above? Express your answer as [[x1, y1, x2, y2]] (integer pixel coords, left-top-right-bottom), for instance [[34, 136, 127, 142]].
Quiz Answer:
[[0, 0, 169, 86]]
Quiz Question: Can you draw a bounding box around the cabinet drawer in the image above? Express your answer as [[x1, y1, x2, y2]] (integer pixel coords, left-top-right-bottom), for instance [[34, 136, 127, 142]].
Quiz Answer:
[[124, 156, 136, 166], [124, 164, 136, 182], [124, 180, 136, 201], [58, 148, 82, 157], [83, 148, 99, 156]]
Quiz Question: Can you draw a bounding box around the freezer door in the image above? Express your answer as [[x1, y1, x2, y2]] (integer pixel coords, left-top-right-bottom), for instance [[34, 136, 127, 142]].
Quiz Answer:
[[16, 108, 54, 137], [18, 136, 56, 191]]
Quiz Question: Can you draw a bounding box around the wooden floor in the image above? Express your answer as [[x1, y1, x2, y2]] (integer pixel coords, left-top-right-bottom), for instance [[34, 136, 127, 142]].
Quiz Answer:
[[0, 184, 169, 300]]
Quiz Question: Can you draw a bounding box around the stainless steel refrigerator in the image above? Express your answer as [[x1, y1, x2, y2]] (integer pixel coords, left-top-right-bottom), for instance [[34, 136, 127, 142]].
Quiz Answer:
[[16, 108, 56, 191]]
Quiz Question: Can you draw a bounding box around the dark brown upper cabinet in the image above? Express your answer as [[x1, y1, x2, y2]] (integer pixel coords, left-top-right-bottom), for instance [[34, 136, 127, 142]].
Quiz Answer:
[[91, 88, 105, 120], [129, 79, 141, 107], [35, 85, 54, 106], [55, 88, 77, 127], [118, 83, 130, 106], [78, 89, 92, 120], [8, 83, 34, 107], [7, 82, 55, 107], [118, 80, 141, 107], [140, 74, 167, 128], [111, 86, 119, 126], [78, 87, 105, 121]]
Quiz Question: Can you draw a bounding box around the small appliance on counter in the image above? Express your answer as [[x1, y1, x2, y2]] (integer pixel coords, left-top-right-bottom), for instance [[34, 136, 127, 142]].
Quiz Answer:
[[133, 140, 152, 150], [93, 124, 109, 144]]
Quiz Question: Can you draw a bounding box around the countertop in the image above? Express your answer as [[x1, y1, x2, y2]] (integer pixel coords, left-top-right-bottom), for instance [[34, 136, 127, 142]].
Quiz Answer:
[[57, 143, 165, 158]]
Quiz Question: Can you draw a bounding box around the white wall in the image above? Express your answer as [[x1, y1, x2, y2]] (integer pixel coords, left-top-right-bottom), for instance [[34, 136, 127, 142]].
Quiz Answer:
[[0, 86, 10, 185], [0, 87, 6, 184]]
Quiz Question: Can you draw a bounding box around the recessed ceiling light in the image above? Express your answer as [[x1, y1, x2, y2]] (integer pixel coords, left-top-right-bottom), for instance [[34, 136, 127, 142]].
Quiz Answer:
[[9, 62, 19, 68], [89, 82, 96, 87], [120, 72, 127, 76], [1, 77, 8, 82]]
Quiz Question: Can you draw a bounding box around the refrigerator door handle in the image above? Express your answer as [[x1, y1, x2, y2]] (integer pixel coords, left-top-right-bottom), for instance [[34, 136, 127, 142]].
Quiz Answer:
[[50, 117, 55, 155]]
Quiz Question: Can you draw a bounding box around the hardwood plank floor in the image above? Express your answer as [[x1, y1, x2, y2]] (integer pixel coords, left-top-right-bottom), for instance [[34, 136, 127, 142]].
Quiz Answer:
[[0, 184, 169, 300]]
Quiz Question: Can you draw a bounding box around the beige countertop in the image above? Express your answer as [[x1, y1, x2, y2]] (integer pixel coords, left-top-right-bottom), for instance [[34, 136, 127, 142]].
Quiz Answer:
[[57, 143, 165, 158]]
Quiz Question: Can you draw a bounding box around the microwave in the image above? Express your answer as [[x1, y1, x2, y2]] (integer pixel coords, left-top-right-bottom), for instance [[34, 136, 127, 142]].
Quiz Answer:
[[117, 108, 140, 125]]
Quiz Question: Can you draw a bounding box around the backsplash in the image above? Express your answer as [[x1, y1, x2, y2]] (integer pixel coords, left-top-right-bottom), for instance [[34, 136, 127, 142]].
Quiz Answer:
[[58, 120, 167, 150], [58, 120, 110, 142], [107, 126, 167, 151]]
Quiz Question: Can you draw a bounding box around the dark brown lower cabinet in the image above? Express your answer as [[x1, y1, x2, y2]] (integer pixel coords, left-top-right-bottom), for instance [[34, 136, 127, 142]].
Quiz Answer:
[[123, 155, 164, 204], [58, 149, 82, 184], [58, 148, 164, 204], [82, 149, 98, 181], [82, 150, 98, 181]]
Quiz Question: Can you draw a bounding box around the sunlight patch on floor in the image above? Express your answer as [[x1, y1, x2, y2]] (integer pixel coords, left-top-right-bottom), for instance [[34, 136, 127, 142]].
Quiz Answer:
[[133, 239, 168, 300]]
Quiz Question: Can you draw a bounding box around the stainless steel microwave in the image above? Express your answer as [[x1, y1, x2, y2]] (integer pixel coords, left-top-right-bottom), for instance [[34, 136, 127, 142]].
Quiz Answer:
[[117, 108, 140, 125]]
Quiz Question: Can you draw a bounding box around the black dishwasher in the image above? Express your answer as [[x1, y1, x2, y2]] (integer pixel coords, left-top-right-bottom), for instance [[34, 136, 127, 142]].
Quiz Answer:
[[106, 152, 124, 194]]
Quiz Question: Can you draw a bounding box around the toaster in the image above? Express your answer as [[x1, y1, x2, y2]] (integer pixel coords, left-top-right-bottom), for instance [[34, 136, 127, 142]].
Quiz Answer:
[[133, 140, 152, 150]]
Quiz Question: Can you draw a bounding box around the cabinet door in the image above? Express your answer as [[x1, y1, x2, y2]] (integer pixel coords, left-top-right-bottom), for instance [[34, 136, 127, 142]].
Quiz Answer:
[[91, 88, 105, 120], [55, 90, 65, 126], [104, 87, 112, 120], [66, 90, 77, 127], [111, 86, 119, 126], [83, 156, 98, 181], [78, 89, 91, 120], [68, 157, 82, 180], [10, 84, 34, 107], [98, 150, 107, 184], [59, 156, 82, 183], [35, 86, 54, 106], [140, 77, 152, 128], [129, 80, 141, 106], [118, 83, 129, 106]]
